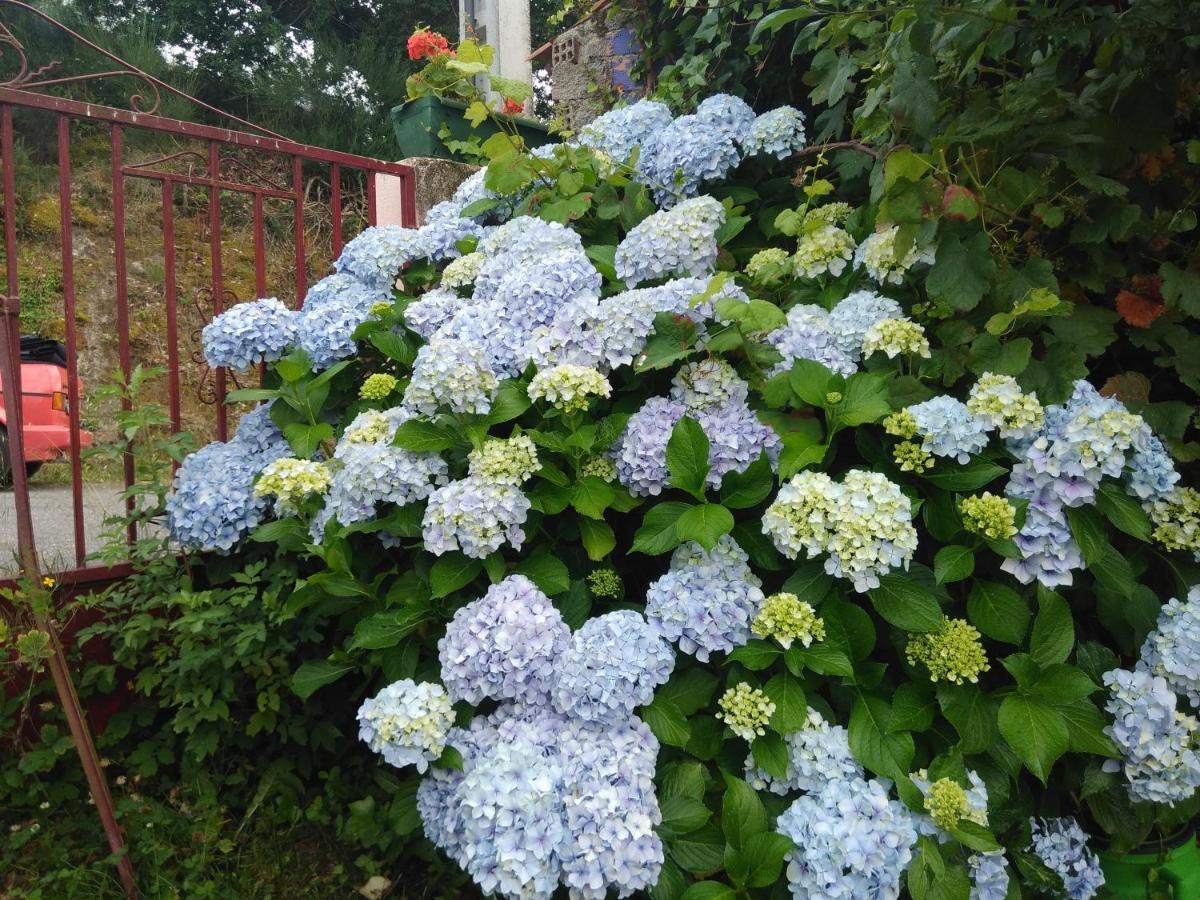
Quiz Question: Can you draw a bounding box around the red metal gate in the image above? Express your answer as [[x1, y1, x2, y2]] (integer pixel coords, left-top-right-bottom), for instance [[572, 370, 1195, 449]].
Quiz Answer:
[[0, 1, 416, 583]]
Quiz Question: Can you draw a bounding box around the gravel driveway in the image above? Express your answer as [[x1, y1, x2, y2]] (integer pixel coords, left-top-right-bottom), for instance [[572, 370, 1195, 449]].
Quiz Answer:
[[0, 482, 128, 576]]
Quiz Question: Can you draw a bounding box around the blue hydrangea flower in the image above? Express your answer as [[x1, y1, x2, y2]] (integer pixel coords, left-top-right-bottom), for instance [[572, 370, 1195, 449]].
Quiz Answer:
[[302, 272, 391, 314], [695, 94, 756, 144], [907, 395, 991, 464], [969, 850, 1010, 900], [438, 575, 570, 705], [357, 679, 453, 773], [403, 335, 499, 417], [418, 215, 485, 261], [1139, 588, 1200, 708], [766, 304, 857, 377], [637, 116, 742, 206], [744, 706, 862, 795], [776, 776, 918, 900], [1102, 666, 1200, 805], [297, 294, 375, 370], [335, 225, 428, 291], [644, 536, 766, 662], [232, 403, 290, 457], [1127, 434, 1180, 502], [614, 196, 725, 287], [577, 99, 674, 162], [741, 106, 806, 159], [1028, 817, 1105, 900], [551, 610, 676, 724], [202, 298, 298, 371], [558, 716, 664, 899], [699, 397, 782, 483], [826, 290, 905, 358], [612, 397, 686, 497], [1001, 504, 1082, 588], [421, 475, 531, 558], [403, 288, 466, 340], [323, 441, 448, 527]]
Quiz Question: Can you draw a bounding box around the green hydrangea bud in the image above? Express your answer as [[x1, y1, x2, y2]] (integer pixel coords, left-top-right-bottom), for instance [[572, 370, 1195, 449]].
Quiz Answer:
[[1148, 486, 1200, 555], [906, 618, 990, 685], [580, 455, 617, 482], [959, 492, 1018, 540], [752, 592, 826, 649], [369, 301, 393, 318], [745, 247, 792, 284], [894, 440, 933, 473], [717, 683, 776, 742], [586, 567, 623, 599], [467, 435, 540, 485], [883, 410, 918, 439], [359, 373, 399, 401], [925, 777, 969, 831]]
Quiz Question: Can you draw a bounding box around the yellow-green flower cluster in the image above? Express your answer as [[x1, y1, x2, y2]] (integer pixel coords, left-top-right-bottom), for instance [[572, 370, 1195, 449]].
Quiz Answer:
[[793, 223, 856, 279], [752, 592, 826, 649], [959, 492, 1018, 540], [803, 202, 853, 225], [862, 317, 931, 359], [369, 301, 393, 318], [580, 455, 618, 482], [1148, 486, 1200, 555], [254, 458, 331, 514], [924, 778, 970, 831], [894, 441, 934, 474], [717, 683, 776, 742], [440, 251, 485, 288], [907, 618, 990, 685], [745, 248, 792, 284], [467, 434, 540, 485], [884, 410, 919, 439], [587, 567, 623, 598], [528, 363, 612, 413], [0, 619, 8, 645], [344, 411, 392, 444], [966, 373, 1043, 438], [359, 373, 398, 401]]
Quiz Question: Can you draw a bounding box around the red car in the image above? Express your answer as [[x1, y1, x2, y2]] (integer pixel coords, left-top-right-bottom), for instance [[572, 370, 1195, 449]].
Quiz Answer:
[[0, 336, 92, 486]]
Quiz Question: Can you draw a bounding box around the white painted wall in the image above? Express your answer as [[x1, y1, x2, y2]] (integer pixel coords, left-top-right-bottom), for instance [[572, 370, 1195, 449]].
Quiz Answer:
[[459, 0, 533, 90]]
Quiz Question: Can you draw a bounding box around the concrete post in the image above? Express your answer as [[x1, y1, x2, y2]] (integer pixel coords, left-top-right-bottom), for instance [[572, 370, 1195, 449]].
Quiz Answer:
[[375, 157, 479, 227], [459, 0, 533, 89]]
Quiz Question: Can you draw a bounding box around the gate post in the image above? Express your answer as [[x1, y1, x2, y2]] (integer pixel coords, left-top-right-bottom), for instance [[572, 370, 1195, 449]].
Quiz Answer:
[[0, 296, 138, 900]]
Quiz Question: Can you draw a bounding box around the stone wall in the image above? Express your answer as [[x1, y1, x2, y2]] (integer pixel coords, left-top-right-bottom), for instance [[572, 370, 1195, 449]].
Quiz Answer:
[[377, 156, 478, 227], [544, 5, 646, 129]]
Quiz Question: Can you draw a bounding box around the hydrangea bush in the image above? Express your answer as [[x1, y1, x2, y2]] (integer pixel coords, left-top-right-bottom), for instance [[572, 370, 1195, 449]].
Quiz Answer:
[[173, 91, 1200, 898]]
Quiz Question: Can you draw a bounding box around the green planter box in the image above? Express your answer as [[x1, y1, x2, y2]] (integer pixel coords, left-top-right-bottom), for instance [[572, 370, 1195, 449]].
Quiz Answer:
[[390, 96, 553, 160], [1098, 831, 1200, 898]]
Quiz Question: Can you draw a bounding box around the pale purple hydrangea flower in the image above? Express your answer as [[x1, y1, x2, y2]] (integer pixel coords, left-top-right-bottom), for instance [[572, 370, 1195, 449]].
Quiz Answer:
[[695, 94, 756, 144], [826, 290, 905, 358], [766, 304, 857, 377], [969, 850, 1010, 900], [404, 288, 466, 340], [302, 272, 392, 313], [644, 536, 766, 661], [741, 106, 806, 159], [551, 611, 676, 724], [908, 395, 991, 464], [577, 99, 674, 162], [1139, 588, 1200, 708], [1001, 505, 1082, 588], [421, 475, 531, 558], [612, 397, 686, 497], [776, 776, 918, 900], [335, 225, 428, 291], [438, 575, 570, 705], [637, 116, 742, 206], [417, 215, 485, 261]]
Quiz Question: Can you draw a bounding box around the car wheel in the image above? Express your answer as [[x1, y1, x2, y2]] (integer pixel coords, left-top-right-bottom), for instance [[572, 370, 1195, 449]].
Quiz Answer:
[[0, 426, 11, 488]]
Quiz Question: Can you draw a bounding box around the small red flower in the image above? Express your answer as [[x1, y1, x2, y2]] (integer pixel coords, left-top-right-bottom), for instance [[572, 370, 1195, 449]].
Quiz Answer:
[[407, 29, 452, 61], [1115, 289, 1166, 328], [502, 98, 525, 116]]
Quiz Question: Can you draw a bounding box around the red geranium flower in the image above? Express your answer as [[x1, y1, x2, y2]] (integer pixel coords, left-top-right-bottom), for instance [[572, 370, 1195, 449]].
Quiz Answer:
[[408, 29, 452, 61], [502, 98, 525, 116]]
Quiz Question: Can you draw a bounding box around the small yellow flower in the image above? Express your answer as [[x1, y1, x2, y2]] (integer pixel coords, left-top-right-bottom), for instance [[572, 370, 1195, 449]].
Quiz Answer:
[[41, 576, 56, 589]]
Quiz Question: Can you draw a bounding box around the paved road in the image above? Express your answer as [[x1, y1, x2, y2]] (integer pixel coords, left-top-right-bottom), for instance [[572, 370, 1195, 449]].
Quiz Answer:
[[0, 482, 128, 576]]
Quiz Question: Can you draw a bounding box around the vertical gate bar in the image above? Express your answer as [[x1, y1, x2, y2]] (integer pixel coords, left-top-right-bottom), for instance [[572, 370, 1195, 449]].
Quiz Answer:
[[2, 106, 17, 298], [161, 178, 181, 435], [366, 167, 377, 226], [0, 299, 137, 899], [252, 191, 266, 298], [330, 162, 342, 261], [400, 169, 418, 228], [208, 140, 227, 440], [57, 115, 86, 566], [109, 125, 135, 543], [292, 155, 305, 305]]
